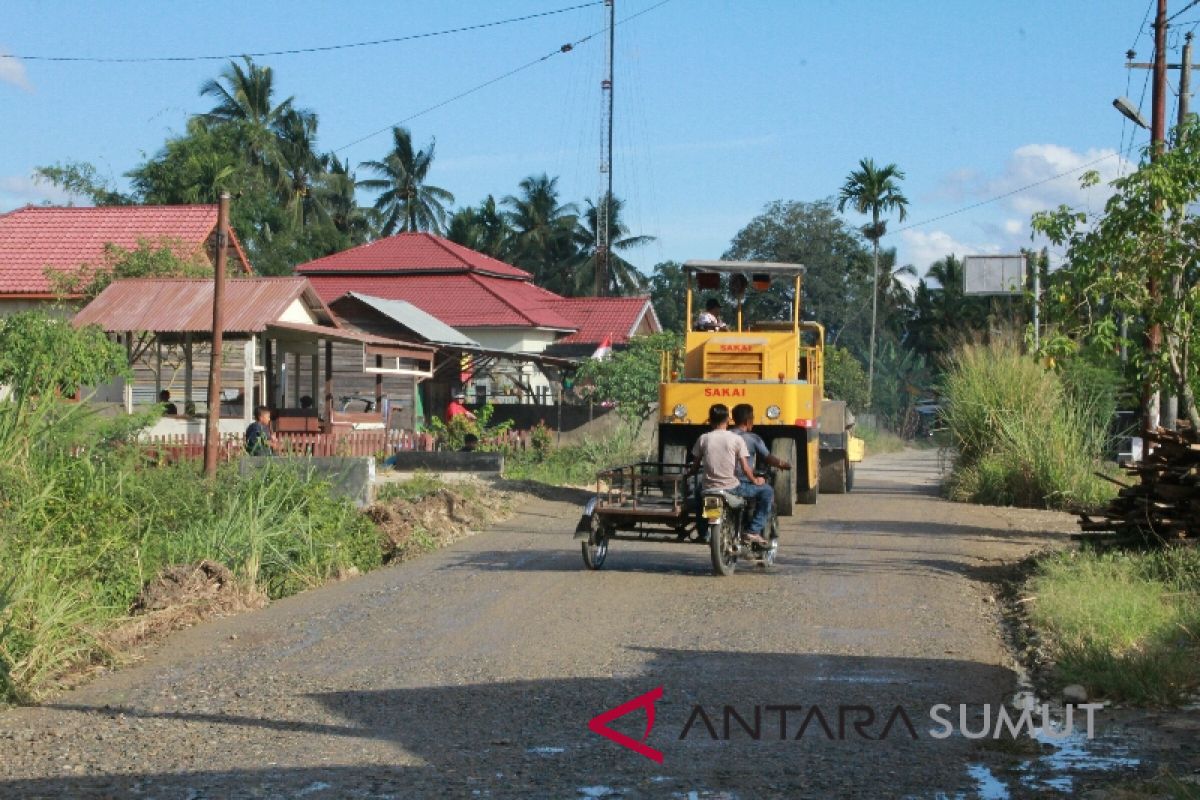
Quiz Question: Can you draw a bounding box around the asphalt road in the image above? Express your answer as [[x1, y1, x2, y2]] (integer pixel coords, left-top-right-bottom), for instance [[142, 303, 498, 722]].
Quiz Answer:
[[0, 449, 1100, 799]]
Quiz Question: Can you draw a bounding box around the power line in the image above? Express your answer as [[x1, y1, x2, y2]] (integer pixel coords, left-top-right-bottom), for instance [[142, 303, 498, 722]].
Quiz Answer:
[[333, 0, 672, 154], [333, 37, 598, 154], [1167, 0, 1200, 23], [888, 149, 1138, 237], [1128, 0, 1156, 57], [0, 2, 601, 63]]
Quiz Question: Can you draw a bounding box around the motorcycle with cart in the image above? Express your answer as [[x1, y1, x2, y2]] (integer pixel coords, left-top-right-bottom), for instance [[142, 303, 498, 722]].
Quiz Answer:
[[575, 461, 780, 576]]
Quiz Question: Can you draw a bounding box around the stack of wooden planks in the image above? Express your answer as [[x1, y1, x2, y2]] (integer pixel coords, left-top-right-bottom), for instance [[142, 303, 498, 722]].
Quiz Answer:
[[1078, 426, 1200, 544]]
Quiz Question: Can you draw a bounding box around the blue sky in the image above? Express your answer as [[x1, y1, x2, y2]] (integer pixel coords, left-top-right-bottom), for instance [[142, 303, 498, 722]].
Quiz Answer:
[[0, 1, 1170, 279]]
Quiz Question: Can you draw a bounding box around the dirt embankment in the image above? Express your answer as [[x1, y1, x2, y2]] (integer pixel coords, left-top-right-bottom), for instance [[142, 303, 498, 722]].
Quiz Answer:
[[366, 482, 517, 562]]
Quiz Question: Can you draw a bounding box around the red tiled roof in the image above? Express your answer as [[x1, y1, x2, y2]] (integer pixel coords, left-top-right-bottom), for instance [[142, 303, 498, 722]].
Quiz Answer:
[[72, 277, 330, 333], [553, 296, 661, 345], [0, 204, 251, 296], [296, 232, 530, 278], [305, 272, 578, 330]]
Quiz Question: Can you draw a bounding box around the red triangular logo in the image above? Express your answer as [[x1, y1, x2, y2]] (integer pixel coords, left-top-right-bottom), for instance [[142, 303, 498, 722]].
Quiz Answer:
[[587, 686, 665, 763]]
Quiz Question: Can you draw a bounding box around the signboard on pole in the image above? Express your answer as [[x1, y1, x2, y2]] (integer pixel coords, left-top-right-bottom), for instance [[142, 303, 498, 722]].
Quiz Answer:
[[963, 255, 1026, 295]]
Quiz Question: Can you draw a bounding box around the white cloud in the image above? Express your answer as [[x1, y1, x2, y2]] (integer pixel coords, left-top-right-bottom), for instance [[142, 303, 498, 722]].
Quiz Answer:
[[0, 174, 76, 210], [936, 143, 1132, 219], [0, 51, 31, 91], [901, 229, 1000, 277], [1003, 218, 1023, 235], [992, 143, 1128, 216]]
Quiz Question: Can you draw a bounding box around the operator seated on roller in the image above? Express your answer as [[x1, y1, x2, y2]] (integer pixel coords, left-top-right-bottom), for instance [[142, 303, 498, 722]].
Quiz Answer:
[[686, 403, 771, 545], [694, 298, 728, 331]]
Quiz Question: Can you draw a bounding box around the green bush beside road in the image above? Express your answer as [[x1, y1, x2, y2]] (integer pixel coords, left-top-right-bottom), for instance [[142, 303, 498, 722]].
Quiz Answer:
[[1028, 546, 1200, 705], [0, 400, 381, 704], [941, 338, 1116, 510]]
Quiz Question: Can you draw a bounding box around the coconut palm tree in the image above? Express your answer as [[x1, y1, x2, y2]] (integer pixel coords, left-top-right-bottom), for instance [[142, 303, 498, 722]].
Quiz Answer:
[[569, 193, 654, 296], [503, 174, 578, 289], [200, 57, 297, 176], [357, 126, 454, 235], [274, 108, 328, 228], [314, 154, 376, 244], [447, 195, 512, 259], [837, 158, 909, 406]]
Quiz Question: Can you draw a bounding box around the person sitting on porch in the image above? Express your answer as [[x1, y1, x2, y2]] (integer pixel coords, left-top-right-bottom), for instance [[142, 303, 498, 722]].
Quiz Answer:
[[446, 391, 476, 422], [299, 395, 313, 410], [461, 433, 479, 452], [159, 389, 178, 416], [245, 406, 280, 456]]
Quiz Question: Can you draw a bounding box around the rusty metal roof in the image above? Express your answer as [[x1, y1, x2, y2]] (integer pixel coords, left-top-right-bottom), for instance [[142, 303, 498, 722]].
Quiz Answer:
[[72, 277, 334, 333]]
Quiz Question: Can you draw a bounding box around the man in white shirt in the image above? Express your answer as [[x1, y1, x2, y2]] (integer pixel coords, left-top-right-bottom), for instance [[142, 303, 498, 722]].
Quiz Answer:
[[695, 298, 728, 331], [689, 403, 771, 544]]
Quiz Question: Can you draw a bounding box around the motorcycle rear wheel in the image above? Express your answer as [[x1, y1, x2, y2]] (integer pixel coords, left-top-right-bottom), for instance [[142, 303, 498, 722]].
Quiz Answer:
[[710, 520, 738, 576]]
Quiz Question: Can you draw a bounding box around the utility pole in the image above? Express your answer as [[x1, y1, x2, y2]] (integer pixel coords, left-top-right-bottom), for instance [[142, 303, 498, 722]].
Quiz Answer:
[[594, 0, 615, 297], [203, 193, 230, 478], [1126, 21, 1200, 433], [1162, 30, 1193, 431], [1145, 0, 1168, 440]]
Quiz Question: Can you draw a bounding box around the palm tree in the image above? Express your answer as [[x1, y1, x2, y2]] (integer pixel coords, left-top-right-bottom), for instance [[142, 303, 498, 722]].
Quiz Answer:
[[447, 195, 512, 259], [837, 158, 909, 406], [274, 108, 327, 228], [357, 126, 455, 235], [503, 174, 578, 290], [200, 57, 296, 175], [317, 154, 376, 244], [569, 193, 654, 296]]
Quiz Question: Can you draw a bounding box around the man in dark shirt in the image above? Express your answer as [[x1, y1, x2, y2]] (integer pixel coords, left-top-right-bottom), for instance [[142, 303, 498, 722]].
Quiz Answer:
[[730, 403, 791, 479], [245, 406, 279, 456], [159, 389, 178, 416]]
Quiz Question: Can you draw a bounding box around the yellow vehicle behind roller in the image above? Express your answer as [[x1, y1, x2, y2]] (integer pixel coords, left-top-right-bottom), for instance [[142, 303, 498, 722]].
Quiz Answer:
[[657, 260, 864, 516]]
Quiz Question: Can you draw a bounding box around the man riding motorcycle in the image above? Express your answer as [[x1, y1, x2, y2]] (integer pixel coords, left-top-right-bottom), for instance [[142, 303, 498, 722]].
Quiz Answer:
[[687, 403, 772, 545]]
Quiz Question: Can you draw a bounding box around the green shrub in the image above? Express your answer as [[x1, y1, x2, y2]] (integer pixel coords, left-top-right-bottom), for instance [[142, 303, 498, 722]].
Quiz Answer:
[[505, 428, 646, 486], [824, 346, 869, 412], [1029, 546, 1200, 704], [855, 422, 905, 455], [0, 399, 382, 702], [941, 337, 1115, 510], [425, 402, 512, 451]]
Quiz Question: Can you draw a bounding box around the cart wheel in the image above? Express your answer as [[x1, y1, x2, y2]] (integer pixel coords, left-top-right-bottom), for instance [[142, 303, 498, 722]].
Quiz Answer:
[[710, 520, 738, 576], [582, 517, 609, 570]]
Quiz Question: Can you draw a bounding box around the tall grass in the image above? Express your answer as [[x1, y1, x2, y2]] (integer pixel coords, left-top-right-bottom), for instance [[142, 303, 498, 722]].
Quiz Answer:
[[1029, 546, 1200, 705], [941, 338, 1116, 510], [505, 427, 647, 486], [0, 399, 380, 703], [855, 422, 906, 455]]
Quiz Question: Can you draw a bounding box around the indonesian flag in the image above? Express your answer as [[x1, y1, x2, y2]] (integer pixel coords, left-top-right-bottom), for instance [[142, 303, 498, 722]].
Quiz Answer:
[[591, 334, 613, 360]]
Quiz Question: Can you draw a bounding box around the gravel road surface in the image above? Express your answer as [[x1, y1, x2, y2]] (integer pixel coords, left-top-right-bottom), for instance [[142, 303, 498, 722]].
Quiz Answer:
[[0, 449, 1123, 799]]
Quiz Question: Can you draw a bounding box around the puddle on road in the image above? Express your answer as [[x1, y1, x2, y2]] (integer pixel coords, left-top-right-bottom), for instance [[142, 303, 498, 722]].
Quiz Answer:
[[964, 764, 1008, 800], [929, 723, 1141, 799], [813, 674, 904, 685], [527, 746, 565, 755]]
